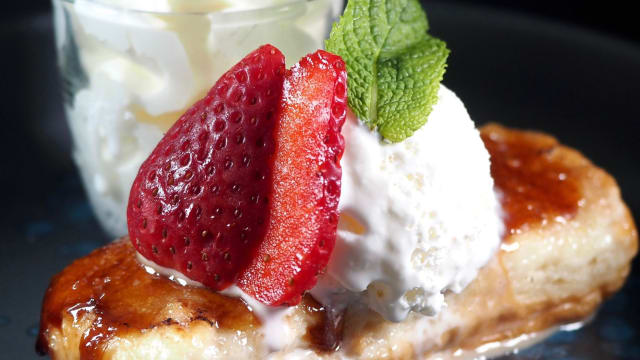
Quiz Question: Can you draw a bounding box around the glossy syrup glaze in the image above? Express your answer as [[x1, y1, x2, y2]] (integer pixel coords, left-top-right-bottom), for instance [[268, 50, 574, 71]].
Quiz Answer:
[[37, 125, 583, 358], [481, 125, 581, 238], [35, 238, 340, 358], [302, 296, 344, 352], [35, 239, 259, 358]]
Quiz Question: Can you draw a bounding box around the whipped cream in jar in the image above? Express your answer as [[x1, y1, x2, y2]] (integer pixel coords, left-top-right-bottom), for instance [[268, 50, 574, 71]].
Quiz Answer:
[[52, 0, 344, 236]]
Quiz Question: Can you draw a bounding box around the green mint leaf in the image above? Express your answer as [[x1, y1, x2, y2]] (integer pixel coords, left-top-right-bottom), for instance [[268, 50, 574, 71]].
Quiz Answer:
[[326, 0, 449, 142]]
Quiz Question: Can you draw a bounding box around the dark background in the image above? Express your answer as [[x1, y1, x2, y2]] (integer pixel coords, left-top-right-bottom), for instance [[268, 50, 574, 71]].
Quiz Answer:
[[3, 0, 640, 42], [1, 1, 639, 359]]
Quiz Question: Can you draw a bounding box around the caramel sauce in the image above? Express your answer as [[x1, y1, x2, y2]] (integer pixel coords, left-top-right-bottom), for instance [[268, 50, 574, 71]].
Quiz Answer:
[[301, 296, 344, 352], [481, 125, 582, 238], [36, 239, 258, 358], [37, 125, 585, 358]]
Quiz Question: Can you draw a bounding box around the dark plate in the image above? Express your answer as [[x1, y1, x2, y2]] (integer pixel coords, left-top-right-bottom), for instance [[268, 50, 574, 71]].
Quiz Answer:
[[0, 2, 638, 359]]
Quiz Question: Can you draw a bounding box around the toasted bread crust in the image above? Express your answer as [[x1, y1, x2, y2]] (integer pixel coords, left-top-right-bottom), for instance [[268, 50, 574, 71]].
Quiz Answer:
[[37, 124, 637, 359]]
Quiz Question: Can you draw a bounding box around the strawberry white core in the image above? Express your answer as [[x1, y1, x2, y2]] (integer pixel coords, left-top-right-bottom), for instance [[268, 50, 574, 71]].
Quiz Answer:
[[311, 85, 503, 322]]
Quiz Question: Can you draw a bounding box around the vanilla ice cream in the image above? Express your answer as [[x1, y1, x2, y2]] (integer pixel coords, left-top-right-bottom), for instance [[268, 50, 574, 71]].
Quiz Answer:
[[53, 0, 342, 236], [311, 85, 503, 322]]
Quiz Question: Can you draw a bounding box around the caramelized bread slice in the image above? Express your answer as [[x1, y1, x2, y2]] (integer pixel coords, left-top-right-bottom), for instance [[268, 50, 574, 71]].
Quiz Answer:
[[37, 124, 637, 359]]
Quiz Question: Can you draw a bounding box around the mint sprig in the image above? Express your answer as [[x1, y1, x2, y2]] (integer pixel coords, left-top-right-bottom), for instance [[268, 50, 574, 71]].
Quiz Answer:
[[326, 0, 449, 142]]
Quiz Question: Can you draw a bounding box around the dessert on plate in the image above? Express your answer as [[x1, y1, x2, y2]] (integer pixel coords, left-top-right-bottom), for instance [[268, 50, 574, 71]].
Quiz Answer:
[[38, 0, 637, 359]]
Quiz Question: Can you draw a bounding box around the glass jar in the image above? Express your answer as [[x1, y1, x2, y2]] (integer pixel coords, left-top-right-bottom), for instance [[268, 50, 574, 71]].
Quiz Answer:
[[52, 0, 343, 236]]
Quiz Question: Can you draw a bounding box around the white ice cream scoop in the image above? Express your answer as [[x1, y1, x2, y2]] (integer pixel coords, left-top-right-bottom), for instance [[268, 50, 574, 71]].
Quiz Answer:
[[311, 85, 503, 322]]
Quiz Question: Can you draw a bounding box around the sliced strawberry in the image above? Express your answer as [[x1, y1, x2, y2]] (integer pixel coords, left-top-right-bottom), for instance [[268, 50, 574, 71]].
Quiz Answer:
[[237, 50, 348, 305], [127, 45, 285, 290]]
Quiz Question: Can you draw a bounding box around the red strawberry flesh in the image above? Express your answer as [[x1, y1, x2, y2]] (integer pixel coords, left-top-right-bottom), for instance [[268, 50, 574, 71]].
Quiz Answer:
[[238, 50, 348, 305], [127, 45, 285, 290]]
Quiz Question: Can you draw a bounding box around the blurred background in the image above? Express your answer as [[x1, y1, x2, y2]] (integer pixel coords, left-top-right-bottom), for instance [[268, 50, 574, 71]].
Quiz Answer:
[[3, 0, 640, 42], [1, 1, 639, 359]]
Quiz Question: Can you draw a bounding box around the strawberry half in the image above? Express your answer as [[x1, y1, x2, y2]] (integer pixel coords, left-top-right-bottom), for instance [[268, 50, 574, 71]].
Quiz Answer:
[[238, 50, 348, 305], [127, 45, 285, 290]]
